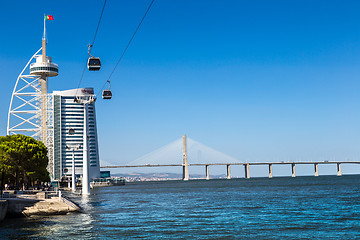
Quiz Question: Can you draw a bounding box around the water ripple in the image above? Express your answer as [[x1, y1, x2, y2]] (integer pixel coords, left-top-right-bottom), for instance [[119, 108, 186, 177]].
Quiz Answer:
[[1, 175, 360, 239]]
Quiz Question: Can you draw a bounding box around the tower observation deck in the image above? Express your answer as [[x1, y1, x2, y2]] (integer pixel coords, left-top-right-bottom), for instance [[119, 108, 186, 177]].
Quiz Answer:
[[30, 55, 58, 77]]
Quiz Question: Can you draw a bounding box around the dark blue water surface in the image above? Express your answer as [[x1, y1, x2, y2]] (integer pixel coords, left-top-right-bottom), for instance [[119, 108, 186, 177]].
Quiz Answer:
[[1, 175, 360, 239]]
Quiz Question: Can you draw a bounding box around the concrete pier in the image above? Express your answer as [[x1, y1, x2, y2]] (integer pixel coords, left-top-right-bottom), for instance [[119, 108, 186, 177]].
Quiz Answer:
[[337, 163, 342, 176], [314, 163, 319, 177], [4, 194, 80, 218], [245, 163, 250, 179], [291, 163, 296, 177], [268, 164, 273, 178], [206, 165, 210, 180], [227, 165, 231, 179]]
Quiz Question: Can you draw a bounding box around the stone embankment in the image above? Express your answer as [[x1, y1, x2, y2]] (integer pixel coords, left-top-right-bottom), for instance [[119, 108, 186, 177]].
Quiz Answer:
[[0, 200, 8, 221], [1, 191, 80, 220]]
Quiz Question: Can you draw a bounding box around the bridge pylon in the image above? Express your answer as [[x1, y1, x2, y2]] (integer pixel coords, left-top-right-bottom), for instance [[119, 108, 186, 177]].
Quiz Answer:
[[182, 135, 189, 181]]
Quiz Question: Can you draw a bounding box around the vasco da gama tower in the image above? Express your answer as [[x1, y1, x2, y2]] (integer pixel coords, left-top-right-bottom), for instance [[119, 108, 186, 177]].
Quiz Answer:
[[7, 16, 100, 184]]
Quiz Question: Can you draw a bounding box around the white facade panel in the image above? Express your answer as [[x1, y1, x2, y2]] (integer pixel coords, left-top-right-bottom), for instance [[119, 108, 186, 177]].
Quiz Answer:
[[52, 88, 100, 181]]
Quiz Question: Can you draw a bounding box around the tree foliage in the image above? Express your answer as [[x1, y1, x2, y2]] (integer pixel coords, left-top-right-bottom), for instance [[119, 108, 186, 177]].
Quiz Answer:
[[0, 135, 50, 189]]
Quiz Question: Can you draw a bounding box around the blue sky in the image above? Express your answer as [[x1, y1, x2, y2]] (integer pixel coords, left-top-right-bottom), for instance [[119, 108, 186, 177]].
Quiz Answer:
[[1, 0, 360, 176]]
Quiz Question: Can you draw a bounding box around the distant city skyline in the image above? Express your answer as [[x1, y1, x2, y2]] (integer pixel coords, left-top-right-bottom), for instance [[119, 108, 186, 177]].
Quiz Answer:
[[1, 0, 360, 176]]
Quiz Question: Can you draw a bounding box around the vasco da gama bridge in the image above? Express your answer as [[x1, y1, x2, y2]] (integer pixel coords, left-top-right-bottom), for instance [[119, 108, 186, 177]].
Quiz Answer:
[[101, 135, 360, 180]]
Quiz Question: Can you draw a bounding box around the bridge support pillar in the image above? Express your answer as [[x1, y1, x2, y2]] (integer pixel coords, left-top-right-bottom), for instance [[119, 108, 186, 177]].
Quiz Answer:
[[337, 163, 342, 176], [268, 164, 273, 178], [183, 165, 189, 181], [206, 165, 210, 180], [245, 163, 250, 179], [291, 163, 296, 177], [227, 165, 231, 179], [314, 163, 319, 177]]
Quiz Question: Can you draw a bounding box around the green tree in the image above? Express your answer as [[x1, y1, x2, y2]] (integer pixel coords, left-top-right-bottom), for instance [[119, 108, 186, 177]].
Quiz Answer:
[[0, 146, 10, 196], [0, 135, 50, 190]]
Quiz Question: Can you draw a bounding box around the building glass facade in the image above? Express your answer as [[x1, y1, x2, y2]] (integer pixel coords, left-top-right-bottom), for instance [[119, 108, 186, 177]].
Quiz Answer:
[[52, 88, 100, 181]]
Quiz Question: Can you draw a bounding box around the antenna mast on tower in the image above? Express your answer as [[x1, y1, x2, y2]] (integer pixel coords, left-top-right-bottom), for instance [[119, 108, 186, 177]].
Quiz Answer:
[[35, 14, 56, 144]]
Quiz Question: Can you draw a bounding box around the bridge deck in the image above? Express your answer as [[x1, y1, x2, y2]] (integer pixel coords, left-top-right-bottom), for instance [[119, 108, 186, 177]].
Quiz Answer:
[[100, 161, 360, 168]]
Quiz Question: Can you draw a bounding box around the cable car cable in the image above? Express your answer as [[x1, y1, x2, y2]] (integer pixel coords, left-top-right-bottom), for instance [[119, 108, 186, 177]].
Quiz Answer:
[[96, 0, 155, 98], [107, 0, 154, 82], [90, 0, 107, 49], [75, 0, 107, 99]]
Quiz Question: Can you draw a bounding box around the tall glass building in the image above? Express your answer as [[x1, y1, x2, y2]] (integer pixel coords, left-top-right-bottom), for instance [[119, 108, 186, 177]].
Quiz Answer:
[[52, 88, 100, 181]]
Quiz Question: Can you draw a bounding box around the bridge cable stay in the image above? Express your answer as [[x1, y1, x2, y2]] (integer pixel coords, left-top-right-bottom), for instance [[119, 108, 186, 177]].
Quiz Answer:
[[125, 138, 183, 166], [186, 138, 242, 164], [118, 137, 242, 167], [95, 0, 155, 98], [74, 0, 108, 99]]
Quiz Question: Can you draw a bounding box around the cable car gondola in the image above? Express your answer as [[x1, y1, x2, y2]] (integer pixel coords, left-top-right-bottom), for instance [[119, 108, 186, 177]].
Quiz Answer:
[[102, 80, 112, 99], [87, 57, 101, 71], [102, 90, 112, 99], [87, 44, 101, 71]]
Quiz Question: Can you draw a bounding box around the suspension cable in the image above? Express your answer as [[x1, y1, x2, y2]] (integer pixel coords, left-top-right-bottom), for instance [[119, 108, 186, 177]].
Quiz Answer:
[[96, 0, 155, 97]]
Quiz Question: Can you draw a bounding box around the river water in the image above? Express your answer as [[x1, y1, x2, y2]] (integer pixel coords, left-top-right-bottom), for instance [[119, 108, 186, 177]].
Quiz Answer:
[[1, 175, 360, 239]]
